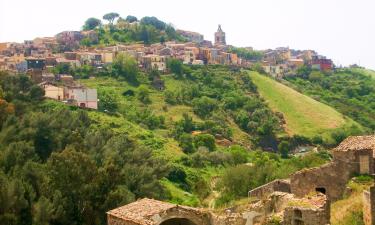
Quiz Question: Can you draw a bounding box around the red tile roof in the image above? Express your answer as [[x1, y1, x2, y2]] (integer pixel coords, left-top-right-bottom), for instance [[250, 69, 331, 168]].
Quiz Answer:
[[107, 198, 176, 225], [334, 135, 375, 153]]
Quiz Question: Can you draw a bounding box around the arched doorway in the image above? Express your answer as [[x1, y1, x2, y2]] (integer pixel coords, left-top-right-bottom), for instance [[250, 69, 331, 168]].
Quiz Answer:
[[159, 218, 197, 225]]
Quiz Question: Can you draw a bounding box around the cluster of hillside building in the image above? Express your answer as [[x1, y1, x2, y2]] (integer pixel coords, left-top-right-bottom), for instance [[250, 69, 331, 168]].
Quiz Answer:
[[0, 25, 334, 109]]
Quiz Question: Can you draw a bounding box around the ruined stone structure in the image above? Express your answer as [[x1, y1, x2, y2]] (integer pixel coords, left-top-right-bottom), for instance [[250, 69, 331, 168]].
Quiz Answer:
[[248, 179, 291, 200], [363, 186, 375, 225], [107, 198, 211, 225], [291, 135, 375, 201], [283, 193, 330, 225], [243, 191, 329, 225], [107, 198, 252, 225]]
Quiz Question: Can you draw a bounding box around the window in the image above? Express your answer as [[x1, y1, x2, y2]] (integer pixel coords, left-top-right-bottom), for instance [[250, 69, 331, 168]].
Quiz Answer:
[[315, 187, 326, 195], [359, 155, 370, 174]]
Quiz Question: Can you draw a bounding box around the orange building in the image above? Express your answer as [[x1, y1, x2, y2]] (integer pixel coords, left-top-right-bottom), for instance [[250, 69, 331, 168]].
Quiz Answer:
[[0, 43, 8, 52]]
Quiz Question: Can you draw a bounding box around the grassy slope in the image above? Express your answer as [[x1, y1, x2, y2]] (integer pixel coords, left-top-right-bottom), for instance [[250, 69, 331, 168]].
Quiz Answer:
[[249, 72, 358, 141], [351, 68, 375, 79]]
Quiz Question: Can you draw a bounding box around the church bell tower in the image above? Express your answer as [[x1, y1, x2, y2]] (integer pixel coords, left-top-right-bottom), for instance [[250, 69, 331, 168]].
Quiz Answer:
[[214, 24, 226, 46]]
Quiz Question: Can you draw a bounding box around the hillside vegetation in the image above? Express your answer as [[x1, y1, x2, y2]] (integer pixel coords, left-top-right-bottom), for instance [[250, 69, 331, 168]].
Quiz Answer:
[[286, 68, 375, 131], [0, 65, 334, 225], [249, 72, 360, 143], [351, 68, 375, 80]]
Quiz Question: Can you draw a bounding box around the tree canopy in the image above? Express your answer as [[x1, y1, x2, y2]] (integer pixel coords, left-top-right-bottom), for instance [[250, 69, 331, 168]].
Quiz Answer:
[[83, 17, 102, 30], [103, 12, 120, 25], [112, 53, 139, 83], [125, 15, 138, 23]]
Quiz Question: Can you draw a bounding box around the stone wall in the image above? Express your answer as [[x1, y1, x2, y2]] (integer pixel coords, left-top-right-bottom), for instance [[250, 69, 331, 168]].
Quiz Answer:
[[283, 194, 330, 225], [363, 186, 375, 225], [210, 213, 247, 225], [290, 149, 374, 201], [248, 179, 291, 200], [107, 215, 140, 225], [283, 206, 329, 225]]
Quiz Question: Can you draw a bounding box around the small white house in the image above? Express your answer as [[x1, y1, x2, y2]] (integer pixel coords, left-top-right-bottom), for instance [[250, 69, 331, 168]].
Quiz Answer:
[[64, 86, 98, 109]]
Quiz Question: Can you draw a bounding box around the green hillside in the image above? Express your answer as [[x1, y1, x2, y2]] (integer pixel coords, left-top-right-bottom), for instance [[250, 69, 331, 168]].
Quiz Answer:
[[285, 68, 375, 131], [249, 72, 360, 142], [350, 68, 375, 79]]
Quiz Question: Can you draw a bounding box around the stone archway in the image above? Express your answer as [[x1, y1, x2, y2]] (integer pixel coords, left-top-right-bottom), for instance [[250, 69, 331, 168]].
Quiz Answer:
[[159, 218, 197, 225], [156, 207, 211, 225]]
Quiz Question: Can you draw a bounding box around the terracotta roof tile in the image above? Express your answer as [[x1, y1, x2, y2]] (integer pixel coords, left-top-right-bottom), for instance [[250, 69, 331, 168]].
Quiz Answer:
[[107, 198, 176, 225], [334, 135, 375, 153]]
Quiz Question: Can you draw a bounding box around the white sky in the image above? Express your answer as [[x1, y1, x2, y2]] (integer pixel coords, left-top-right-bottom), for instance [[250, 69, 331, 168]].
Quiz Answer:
[[1, 0, 375, 69]]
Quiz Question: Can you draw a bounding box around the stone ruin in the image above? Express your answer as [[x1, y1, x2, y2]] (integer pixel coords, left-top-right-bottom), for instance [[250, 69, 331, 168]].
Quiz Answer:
[[290, 135, 375, 201], [106, 198, 246, 225], [107, 135, 375, 225]]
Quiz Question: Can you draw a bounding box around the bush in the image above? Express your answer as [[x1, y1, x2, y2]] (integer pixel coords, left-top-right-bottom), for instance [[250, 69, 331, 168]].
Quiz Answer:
[[167, 58, 183, 78], [179, 133, 195, 154], [112, 53, 139, 83], [228, 145, 249, 165], [278, 141, 290, 159], [192, 96, 217, 118], [193, 134, 216, 151], [218, 164, 254, 198], [137, 85, 151, 104], [164, 90, 177, 105], [98, 89, 118, 111]]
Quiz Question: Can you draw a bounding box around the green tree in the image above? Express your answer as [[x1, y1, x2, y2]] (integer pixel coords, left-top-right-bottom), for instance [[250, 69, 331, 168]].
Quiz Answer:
[[192, 96, 218, 118], [103, 12, 120, 25], [47, 148, 100, 225], [29, 85, 45, 101], [112, 53, 139, 83], [0, 176, 29, 225], [219, 165, 254, 198], [278, 141, 290, 158], [83, 18, 101, 30], [98, 89, 118, 112], [137, 85, 151, 104], [167, 58, 183, 78], [0, 98, 14, 129], [32, 197, 54, 225], [140, 16, 166, 30], [179, 133, 195, 154], [228, 145, 249, 165], [194, 134, 216, 151], [164, 90, 177, 105], [140, 25, 150, 44], [181, 113, 195, 132], [125, 15, 138, 23]]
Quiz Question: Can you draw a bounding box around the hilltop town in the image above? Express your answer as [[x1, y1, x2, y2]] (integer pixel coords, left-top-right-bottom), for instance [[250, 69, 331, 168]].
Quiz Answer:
[[0, 15, 335, 110]]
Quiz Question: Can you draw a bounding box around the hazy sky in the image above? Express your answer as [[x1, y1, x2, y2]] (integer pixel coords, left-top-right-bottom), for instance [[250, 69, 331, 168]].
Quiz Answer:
[[1, 0, 374, 69]]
